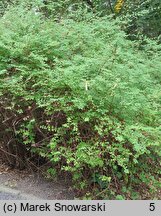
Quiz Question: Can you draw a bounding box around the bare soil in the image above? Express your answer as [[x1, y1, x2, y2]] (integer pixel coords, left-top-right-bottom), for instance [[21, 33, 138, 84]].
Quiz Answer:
[[0, 161, 75, 200]]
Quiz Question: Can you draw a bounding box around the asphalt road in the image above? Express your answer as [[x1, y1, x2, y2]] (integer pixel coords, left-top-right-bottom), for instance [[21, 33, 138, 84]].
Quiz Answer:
[[0, 186, 39, 200], [0, 191, 26, 200]]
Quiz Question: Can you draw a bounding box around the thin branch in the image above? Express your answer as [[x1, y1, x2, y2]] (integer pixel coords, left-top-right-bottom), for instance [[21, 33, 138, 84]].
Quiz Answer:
[[83, 0, 94, 8], [108, 0, 114, 13]]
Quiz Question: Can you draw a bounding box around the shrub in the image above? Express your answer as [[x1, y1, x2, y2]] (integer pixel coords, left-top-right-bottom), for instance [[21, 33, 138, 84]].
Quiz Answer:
[[0, 5, 160, 199]]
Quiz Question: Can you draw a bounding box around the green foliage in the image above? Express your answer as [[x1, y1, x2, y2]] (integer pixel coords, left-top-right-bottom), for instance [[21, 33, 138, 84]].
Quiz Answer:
[[0, 3, 160, 199], [121, 0, 161, 39]]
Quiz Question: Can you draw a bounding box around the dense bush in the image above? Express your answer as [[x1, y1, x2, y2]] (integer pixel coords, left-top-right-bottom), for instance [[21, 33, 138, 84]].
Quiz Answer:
[[0, 5, 160, 199]]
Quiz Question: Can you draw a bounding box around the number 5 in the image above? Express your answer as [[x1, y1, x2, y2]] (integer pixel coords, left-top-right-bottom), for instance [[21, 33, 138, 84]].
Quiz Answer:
[[149, 203, 155, 211]]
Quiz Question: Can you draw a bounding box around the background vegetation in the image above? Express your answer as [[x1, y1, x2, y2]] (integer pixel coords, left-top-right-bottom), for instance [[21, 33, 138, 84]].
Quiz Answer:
[[0, 0, 161, 199]]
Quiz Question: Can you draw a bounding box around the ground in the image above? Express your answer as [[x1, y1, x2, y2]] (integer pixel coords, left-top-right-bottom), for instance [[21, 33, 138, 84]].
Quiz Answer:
[[0, 161, 74, 200], [0, 160, 160, 200]]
